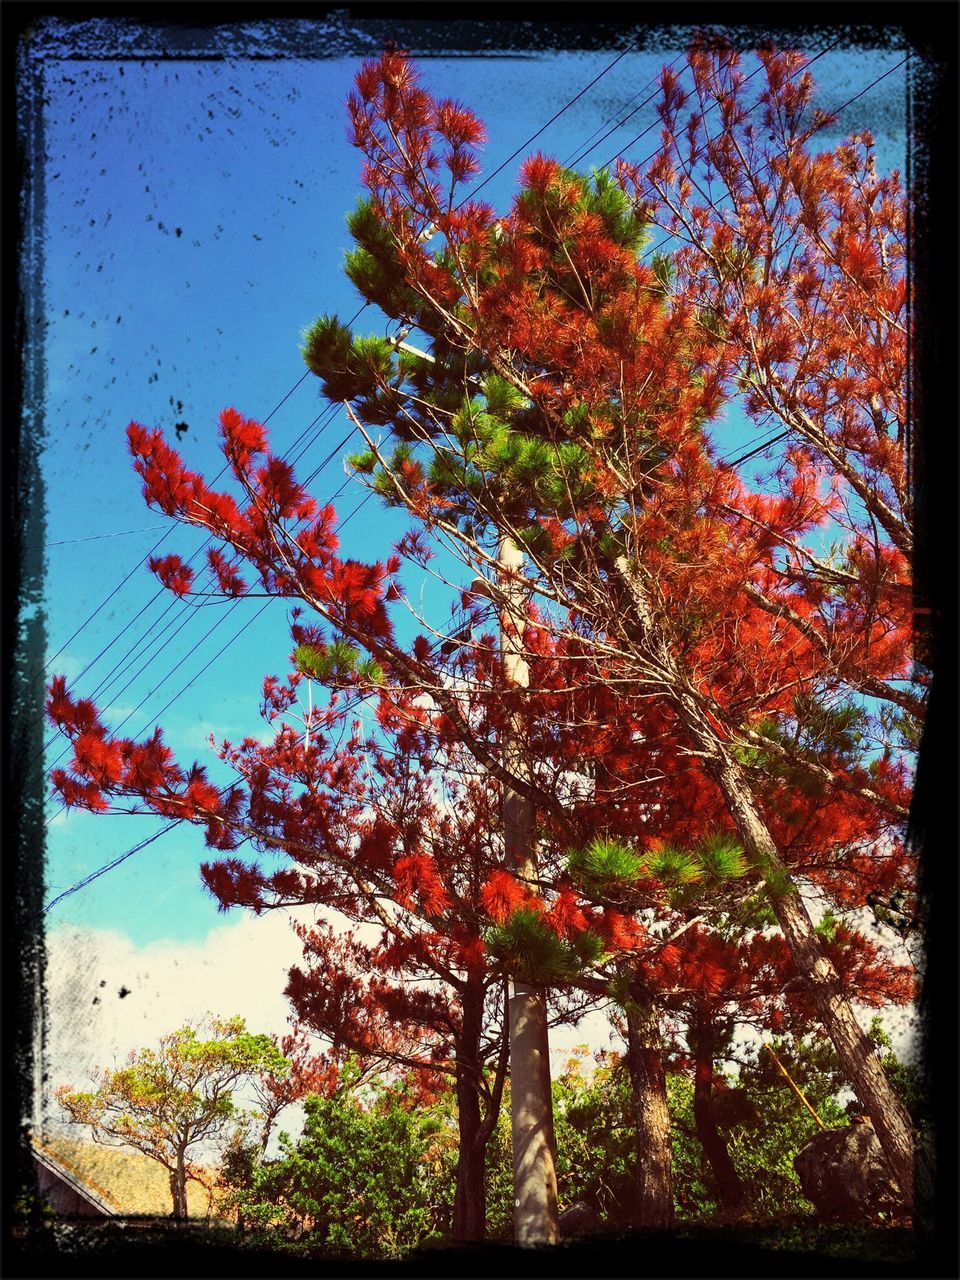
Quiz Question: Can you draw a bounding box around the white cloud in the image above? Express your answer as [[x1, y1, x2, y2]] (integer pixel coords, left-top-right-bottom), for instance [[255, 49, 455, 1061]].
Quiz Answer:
[[38, 908, 317, 1140]]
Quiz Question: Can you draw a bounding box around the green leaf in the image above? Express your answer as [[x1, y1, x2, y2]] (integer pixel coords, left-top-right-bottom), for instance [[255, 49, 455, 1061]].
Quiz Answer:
[[301, 316, 356, 400], [294, 639, 364, 683], [568, 838, 644, 889], [485, 908, 581, 984], [347, 449, 377, 474], [816, 908, 840, 944], [693, 833, 748, 884], [482, 374, 527, 419], [356, 657, 386, 686], [638, 843, 703, 888]]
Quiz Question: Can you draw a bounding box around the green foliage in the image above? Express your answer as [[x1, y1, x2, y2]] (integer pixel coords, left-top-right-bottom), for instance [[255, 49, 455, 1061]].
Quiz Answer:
[[878, 703, 922, 753], [300, 316, 403, 423], [485, 908, 604, 984], [815, 908, 840, 944], [588, 166, 649, 252], [569, 928, 607, 968], [517, 165, 647, 255], [596, 528, 626, 561], [300, 316, 356, 400], [668, 1030, 856, 1223], [343, 197, 423, 319], [641, 833, 748, 909], [12, 1185, 57, 1237], [427, 451, 479, 495], [482, 374, 527, 419], [639, 843, 704, 889], [346, 449, 377, 474], [479, 1057, 637, 1239], [567, 837, 644, 894], [866, 1017, 928, 1128], [725, 889, 779, 930], [387, 441, 416, 474], [294, 641, 384, 687], [372, 468, 400, 501], [222, 1063, 449, 1258], [552, 1052, 636, 1226], [694, 834, 748, 885], [485, 1040, 859, 1230], [513, 522, 555, 561], [650, 251, 676, 292], [791, 694, 866, 760], [215, 1025, 922, 1256], [473, 425, 594, 515], [357, 658, 386, 686], [757, 860, 798, 901], [735, 698, 869, 799]]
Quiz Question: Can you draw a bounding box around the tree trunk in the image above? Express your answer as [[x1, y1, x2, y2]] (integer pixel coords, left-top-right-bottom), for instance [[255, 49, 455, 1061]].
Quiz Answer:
[[452, 983, 487, 1243], [169, 1155, 188, 1220], [689, 1008, 746, 1222], [712, 749, 916, 1208], [507, 982, 559, 1245], [614, 554, 917, 1207], [500, 536, 559, 1246], [623, 998, 674, 1228]]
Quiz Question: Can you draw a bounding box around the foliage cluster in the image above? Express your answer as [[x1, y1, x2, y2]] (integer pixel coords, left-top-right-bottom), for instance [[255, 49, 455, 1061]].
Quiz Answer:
[[220, 1061, 450, 1258], [215, 1029, 922, 1257]]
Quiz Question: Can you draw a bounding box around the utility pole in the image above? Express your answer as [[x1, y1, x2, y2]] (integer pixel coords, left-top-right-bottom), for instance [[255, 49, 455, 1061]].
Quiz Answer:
[[498, 535, 559, 1246]]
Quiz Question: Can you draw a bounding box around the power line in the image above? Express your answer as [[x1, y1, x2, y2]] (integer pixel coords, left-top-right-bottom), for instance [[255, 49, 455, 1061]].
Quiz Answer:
[[635, 43, 894, 266], [720, 428, 792, 470], [31, 344, 357, 752], [43, 822, 183, 916], [27, 526, 175, 694], [42, 468, 392, 881], [27, 370, 318, 698], [37, 42, 881, 738], [562, 51, 686, 172], [43, 597, 249, 826], [41, 387, 384, 831], [43, 45, 865, 903], [456, 39, 639, 207], [622, 46, 903, 472], [596, 47, 771, 175], [30, 524, 168, 549]]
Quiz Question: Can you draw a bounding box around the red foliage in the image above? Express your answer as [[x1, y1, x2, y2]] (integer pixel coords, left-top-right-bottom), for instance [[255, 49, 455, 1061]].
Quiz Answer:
[[480, 870, 529, 923], [47, 49, 918, 1146]]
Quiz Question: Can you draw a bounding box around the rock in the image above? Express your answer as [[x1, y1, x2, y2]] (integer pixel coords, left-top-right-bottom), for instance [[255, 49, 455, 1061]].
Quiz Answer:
[[793, 1119, 902, 1222], [558, 1200, 601, 1237]]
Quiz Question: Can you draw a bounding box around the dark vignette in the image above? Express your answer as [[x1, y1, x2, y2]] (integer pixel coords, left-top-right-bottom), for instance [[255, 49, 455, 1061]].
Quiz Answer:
[[4, 2, 956, 1276], [5, 0, 52, 1271]]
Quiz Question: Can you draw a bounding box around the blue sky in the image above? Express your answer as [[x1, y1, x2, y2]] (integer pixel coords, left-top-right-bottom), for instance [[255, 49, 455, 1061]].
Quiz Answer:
[[31, 25, 907, 958]]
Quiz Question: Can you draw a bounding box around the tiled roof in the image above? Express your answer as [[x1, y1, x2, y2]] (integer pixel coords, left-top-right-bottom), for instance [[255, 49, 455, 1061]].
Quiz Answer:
[[32, 1142, 120, 1216]]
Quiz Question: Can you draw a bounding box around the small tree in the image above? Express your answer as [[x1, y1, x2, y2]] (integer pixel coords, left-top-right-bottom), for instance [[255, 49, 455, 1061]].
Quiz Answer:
[[55, 1015, 290, 1219], [222, 1058, 449, 1258]]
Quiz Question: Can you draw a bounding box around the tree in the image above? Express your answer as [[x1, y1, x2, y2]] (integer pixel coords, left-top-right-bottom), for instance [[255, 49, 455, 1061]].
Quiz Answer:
[[55, 1015, 291, 1219], [220, 1058, 450, 1257], [198, 676, 528, 1244], [247, 1028, 340, 1157], [46, 41, 922, 1229], [298, 46, 918, 1203], [45, 605, 624, 1239]]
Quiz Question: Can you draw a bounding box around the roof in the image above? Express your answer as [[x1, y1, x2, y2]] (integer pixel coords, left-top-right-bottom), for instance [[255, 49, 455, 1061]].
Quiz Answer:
[[31, 1136, 219, 1218], [32, 1142, 120, 1216]]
